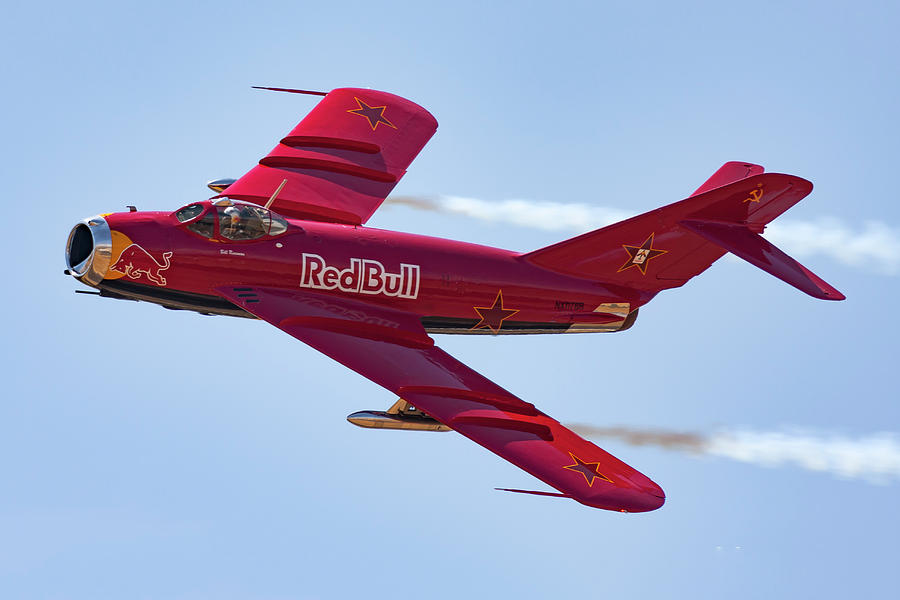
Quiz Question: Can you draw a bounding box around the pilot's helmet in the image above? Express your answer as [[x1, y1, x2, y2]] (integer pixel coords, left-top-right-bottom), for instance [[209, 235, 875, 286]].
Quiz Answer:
[[224, 206, 241, 224]]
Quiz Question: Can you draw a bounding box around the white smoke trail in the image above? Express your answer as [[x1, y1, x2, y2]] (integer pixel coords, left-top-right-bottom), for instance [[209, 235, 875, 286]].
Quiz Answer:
[[388, 195, 900, 274], [441, 196, 633, 232], [708, 430, 900, 482], [766, 219, 900, 275], [390, 195, 631, 232], [569, 425, 900, 484]]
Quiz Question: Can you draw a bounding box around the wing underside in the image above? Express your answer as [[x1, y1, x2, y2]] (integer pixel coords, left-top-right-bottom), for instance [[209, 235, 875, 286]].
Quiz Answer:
[[216, 286, 665, 512]]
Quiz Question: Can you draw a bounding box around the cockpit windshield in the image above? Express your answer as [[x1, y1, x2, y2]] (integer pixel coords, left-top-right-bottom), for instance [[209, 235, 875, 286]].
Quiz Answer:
[[217, 203, 288, 240], [175, 203, 216, 238], [175, 200, 289, 241], [175, 204, 204, 222]]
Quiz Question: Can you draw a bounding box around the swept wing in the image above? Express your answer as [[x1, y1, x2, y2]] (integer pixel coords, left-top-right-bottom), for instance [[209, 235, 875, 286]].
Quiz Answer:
[[220, 88, 438, 225], [216, 286, 665, 512]]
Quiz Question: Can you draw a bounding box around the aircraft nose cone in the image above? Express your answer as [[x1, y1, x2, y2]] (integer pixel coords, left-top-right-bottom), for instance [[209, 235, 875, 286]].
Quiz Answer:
[[65, 215, 112, 287]]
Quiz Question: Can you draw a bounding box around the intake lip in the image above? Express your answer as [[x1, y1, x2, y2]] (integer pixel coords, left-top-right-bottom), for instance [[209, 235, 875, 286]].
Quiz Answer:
[[65, 215, 112, 287]]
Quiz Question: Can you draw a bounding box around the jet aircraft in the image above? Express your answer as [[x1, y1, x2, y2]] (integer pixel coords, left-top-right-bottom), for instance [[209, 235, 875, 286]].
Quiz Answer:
[[65, 87, 844, 512]]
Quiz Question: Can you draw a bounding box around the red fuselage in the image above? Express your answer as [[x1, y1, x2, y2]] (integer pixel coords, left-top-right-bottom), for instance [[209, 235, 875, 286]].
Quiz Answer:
[[73, 201, 649, 335]]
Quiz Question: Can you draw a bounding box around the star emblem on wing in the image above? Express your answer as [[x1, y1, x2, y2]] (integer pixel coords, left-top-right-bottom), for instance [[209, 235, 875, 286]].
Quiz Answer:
[[471, 290, 519, 334], [347, 97, 396, 130], [618, 233, 667, 275], [563, 453, 613, 487]]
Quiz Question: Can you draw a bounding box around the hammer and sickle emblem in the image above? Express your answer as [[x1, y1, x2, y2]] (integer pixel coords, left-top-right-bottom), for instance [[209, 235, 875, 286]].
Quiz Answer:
[[743, 186, 764, 203]]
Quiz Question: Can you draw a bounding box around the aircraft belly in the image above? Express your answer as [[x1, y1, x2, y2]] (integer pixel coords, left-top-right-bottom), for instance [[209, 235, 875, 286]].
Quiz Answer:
[[421, 308, 638, 335], [97, 280, 255, 318]]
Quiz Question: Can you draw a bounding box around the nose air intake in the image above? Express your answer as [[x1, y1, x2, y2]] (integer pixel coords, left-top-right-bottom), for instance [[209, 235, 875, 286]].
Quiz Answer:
[[65, 216, 112, 286], [67, 224, 93, 267]]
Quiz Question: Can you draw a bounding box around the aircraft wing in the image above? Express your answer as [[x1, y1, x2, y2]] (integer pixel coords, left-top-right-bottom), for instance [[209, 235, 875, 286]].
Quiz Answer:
[[219, 88, 438, 225], [216, 286, 665, 512]]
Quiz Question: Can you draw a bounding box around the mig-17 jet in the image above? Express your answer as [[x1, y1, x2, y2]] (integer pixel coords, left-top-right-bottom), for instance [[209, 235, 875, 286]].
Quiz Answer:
[[65, 87, 843, 512]]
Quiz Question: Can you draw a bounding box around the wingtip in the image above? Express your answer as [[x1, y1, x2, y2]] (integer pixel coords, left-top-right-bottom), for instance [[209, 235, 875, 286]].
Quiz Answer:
[[574, 488, 666, 513]]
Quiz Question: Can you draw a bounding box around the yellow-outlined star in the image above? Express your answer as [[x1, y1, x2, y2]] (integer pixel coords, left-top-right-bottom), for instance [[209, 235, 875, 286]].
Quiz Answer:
[[563, 453, 613, 487], [471, 290, 519, 334], [618, 232, 668, 275], [347, 97, 396, 130]]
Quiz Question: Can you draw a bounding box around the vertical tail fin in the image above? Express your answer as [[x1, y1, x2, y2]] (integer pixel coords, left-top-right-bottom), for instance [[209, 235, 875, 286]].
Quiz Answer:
[[689, 161, 764, 197], [521, 167, 844, 300]]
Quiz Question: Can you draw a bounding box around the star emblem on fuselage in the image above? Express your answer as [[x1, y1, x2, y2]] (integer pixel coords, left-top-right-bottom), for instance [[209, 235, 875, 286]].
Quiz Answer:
[[347, 97, 396, 130], [618, 233, 667, 275], [471, 290, 519, 334], [563, 453, 613, 487]]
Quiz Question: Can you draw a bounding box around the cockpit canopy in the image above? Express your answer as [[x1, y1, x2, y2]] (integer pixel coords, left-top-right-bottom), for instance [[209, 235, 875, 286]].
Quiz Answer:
[[174, 199, 288, 241]]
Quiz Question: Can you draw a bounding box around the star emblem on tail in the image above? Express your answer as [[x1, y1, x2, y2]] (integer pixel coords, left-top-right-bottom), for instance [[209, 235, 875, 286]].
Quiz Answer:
[[618, 233, 667, 275]]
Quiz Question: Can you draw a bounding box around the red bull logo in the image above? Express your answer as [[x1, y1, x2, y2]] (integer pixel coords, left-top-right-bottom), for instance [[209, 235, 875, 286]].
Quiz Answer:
[[109, 243, 173, 286], [300, 253, 420, 299]]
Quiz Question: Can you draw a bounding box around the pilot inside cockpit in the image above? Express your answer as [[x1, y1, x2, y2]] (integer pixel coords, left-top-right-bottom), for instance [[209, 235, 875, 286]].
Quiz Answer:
[[206, 200, 288, 241], [222, 205, 243, 238], [219, 204, 268, 240]]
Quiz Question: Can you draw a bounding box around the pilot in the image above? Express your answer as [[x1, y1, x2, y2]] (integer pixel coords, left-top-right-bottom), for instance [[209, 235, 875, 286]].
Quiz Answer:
[[223, 205, 243, 239]]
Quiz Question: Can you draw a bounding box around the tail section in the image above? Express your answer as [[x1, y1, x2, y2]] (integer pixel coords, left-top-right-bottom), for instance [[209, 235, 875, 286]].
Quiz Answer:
[[689, 161, 764, 197], [522, 164, 844, 300], [677, 220, 844, 300]]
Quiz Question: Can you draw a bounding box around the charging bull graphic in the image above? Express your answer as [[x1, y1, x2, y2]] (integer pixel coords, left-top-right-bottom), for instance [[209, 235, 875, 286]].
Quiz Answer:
[[109, 244, 173, 286]]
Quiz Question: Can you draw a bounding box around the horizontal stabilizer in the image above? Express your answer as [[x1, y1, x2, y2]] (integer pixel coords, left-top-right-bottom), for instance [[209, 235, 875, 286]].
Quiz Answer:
[[679, 219, 845, 300]]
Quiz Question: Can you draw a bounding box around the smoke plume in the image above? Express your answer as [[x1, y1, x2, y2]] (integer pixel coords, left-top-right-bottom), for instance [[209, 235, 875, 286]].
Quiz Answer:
[[387, 195, 900, 274], [568, 425, 900, 484]]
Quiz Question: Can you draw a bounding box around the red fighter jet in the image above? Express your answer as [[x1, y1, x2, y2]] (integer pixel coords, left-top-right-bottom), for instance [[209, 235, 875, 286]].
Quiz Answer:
[[65, 87, 844, 513]]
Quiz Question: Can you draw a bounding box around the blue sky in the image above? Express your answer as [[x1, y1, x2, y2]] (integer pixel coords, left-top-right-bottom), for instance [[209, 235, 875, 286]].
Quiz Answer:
[[2, 1, 898, 598]]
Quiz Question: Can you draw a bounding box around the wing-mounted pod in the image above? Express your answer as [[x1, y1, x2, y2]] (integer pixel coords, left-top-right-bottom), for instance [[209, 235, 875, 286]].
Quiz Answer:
[[207, 178, 237, 193], [347, 398, 450, 432]]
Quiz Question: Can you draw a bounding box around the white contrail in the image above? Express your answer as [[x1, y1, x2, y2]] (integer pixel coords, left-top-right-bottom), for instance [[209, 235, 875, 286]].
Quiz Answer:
[[388, 195, 900, 274], [440, 196, 633, 232], [568, 425, 900, 484], [390, 195, 631, 232], [766, 219, 900, 275]]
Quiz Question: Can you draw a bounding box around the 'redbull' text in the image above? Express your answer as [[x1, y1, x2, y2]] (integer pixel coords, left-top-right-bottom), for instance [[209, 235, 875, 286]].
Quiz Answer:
[[300, 253, 420, 299]]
